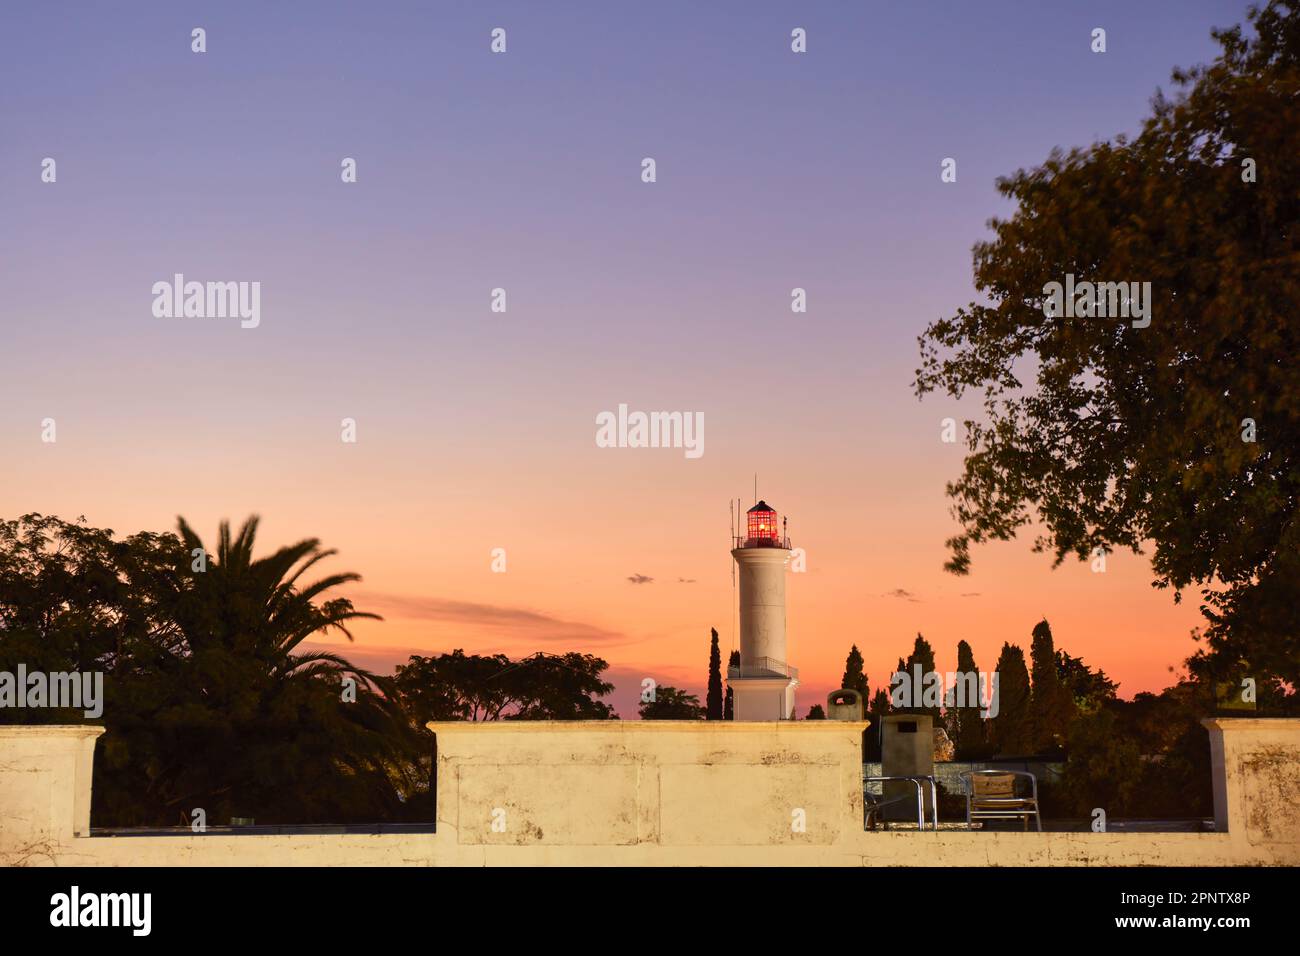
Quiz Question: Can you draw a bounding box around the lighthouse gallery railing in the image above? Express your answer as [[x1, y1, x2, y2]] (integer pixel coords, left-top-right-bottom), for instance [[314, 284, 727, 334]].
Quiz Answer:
[[727, 657, 798, 681]]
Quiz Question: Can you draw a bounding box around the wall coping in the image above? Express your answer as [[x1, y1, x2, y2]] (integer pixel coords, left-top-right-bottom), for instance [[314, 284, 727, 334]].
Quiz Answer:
[[426, 720, 870, 734], [0, 725, 105, 739], [1201, 717, 1300, 731]]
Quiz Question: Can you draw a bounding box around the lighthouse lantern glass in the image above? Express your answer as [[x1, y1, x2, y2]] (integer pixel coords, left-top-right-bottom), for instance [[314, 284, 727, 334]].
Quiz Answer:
[[748, 508, 778, 542]]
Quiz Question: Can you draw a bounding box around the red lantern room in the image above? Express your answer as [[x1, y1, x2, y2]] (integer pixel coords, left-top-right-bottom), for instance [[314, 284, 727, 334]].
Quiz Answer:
[[746, 501, 781, 546]]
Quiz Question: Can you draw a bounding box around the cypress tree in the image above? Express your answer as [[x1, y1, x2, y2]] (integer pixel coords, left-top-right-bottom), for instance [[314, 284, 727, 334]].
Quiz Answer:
[[706, 628, 723, 720], [865, 686, 891, 760], [991, 642, 1032, 756], [904, 633, 941, 721], [951, 639, 987, 758], [840, 644, 870, 702], [1029, 619, 1073, 752], [723, 650, 739, 719]]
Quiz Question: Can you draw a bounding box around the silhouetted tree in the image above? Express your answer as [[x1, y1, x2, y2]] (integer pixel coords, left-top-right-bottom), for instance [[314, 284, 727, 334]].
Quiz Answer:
[[841, 644, 869, 701], [706, 628, 723, 719], [806, 704, 826, 720], [724, 650, 739, 719], [1057, 648, 1119, 712], [639, 685, 704, 720], [0, 513, 424, 827], [991, 642, 1033, 756], [1029, 620, 1075, 753], [394, 650, 616, 721], [901, 633, 941, 722], [865, 687, 891, 760], [948, 639, 988, 759], [915, 2, 1300, 693]]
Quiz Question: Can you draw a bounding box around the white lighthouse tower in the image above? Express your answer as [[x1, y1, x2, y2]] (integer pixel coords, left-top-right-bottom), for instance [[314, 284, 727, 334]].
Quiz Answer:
[[729, 500, 798, 720]]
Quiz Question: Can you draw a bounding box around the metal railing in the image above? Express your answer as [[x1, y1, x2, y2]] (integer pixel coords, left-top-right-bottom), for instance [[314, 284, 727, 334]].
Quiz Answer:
[[727, 657, 799, 681], [732, 535, 792, 550]]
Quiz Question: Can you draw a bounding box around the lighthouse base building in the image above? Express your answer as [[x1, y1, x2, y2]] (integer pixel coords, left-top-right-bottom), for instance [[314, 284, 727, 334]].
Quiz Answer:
[[728, 500, 799, 720], [729, 671, 798, 721]]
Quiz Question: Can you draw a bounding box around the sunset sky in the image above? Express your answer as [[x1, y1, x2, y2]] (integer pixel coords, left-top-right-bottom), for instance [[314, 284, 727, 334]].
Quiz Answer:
[[1, 1, 1247, 716]]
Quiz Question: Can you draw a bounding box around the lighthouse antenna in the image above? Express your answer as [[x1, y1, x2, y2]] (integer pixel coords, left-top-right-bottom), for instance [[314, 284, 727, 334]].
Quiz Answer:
[[732, 498, 740, 669], [729, 499, 735, 585]]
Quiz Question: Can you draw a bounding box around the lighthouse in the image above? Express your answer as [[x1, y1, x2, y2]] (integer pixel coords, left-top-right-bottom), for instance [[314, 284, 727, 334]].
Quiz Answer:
[[729, 500, 798, 720]]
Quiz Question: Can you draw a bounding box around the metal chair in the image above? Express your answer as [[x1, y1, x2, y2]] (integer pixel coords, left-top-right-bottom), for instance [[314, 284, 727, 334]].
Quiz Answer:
[[959, 769, 1042, 831], [864, 775, 938, 830]]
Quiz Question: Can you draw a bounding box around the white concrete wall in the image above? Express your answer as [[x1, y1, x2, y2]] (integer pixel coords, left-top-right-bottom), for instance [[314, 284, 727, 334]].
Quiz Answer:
[[2, 718, 1298, 866], [731, 679, 795, 721]]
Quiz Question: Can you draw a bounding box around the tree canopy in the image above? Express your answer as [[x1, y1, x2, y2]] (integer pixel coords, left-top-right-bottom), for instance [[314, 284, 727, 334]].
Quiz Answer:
[[915, 2, 1300, 690], [0, 513, 420, 826], [0, 513, 620, 827], [639, 685, 704, 719], [393, 650, 616, 722]]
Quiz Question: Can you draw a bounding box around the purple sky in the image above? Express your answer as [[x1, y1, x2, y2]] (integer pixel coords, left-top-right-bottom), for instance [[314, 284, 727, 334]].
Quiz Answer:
[[0, 1, 1252, 717]]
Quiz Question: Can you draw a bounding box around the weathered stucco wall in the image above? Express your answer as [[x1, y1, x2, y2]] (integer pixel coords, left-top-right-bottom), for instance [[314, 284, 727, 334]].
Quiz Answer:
[[1, 718, 1297, 866]]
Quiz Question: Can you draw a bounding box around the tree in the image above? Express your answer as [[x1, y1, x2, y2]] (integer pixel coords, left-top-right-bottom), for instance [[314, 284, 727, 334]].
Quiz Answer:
[[865, 687, 890, 760], [0, 513, 424, 827], [706, 628, 723, 719], [906, 633, 936, 675], [948, 639, 987, 759], [1056, 649, 1119, 713], [393, 650, 616, 721], [393, 650, 510, 721], [990, 642, 1033, 756], [869, 687, 891, 722], [806, 704, 826, 720], [500, 652, 617, 719], [132, 515, 418, 825], [903, 633, 941, 722], [724, 650, 739, 719], [1063, 679, 1213, 818], [840, 644, 870, 702], [1061, 708, 1146, 817], [914, 2, 1300, 691], [1029, 620, 1075, 753], [639, 685, 704, 720], [0, 514, 181, 702]]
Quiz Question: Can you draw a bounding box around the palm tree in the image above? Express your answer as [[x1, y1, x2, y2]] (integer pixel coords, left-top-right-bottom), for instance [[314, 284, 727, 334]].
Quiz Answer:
[[171, 515, 378, 675], [121, 516, 422, 825]]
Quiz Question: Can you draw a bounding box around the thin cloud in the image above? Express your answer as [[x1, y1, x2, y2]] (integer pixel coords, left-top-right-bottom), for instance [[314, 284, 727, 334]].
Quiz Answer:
[[883, 588, 920, 602], [353, 592, 627, 646], [627, 574, 654, 585]]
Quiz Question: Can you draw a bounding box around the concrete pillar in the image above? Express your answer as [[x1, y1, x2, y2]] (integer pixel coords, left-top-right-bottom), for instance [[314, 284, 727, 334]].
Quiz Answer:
[[1202, 717, 1300, 844], [0, 725, 104, 855]]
